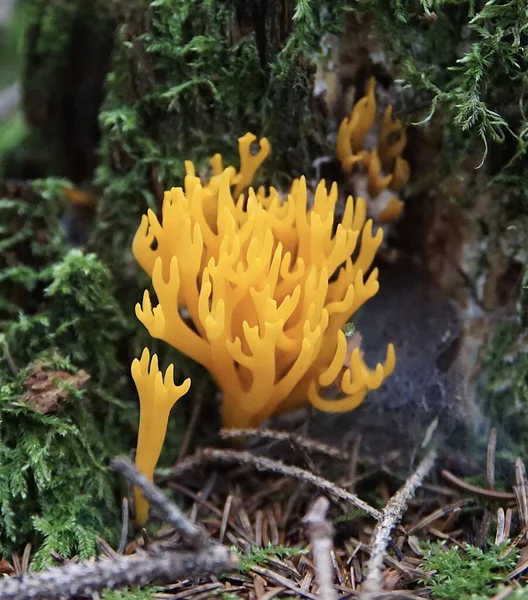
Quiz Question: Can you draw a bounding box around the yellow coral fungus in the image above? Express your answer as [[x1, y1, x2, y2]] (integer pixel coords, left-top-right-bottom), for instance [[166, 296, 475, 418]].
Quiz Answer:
[[131, 348, 191, 523], [133, 133, 395, 436], [336, 78, 410, 223]]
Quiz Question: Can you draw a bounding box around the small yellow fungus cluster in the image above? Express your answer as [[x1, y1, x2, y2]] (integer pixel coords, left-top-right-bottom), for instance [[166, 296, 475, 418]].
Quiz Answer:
[[131, 348, 191, 523], [130, 132, 396, 521], [336, 78, 410, 223]]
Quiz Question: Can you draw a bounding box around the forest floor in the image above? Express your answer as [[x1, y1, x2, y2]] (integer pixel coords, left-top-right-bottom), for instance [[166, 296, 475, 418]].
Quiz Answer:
[[3, 426, 527, 600]]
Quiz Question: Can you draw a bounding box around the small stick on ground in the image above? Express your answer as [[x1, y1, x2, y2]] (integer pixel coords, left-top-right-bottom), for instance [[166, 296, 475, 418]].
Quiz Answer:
[[346, 434, 362, 493], [513, 457, 528, 532], [495, 508, 507, 546], [490, 586, 517, 600], [361, 447, 437, 599], [174, 447, 381, 521], [0, 458, 239, 600], [220, 428, 349, 460], [441, 470, 516, 501], [487, 428, 497, 490], [407, 499, 472, 535], [0, 544, 237, 600], [117, 497, 129, 554], [303, 497, 336, 600], [111, 456, 210, 548]]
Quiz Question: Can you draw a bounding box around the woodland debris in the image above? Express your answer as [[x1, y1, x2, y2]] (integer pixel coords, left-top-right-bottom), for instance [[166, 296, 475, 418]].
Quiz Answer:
[[220, 428, 350, 460], [361, 447, 437, 599], [172, 447, 382, 521], [303, 497, 336, 600], [21, 361, 90, 414], [441, 469, 516, 501], [0, 457, 238, 600]]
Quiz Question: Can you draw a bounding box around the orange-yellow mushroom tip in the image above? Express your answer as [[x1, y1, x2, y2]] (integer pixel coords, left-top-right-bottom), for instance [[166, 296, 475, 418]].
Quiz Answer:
[[379, 197, 404, 223], [335, 78, 409, 222], [132, 347, 191, 524], [307, 341, 396, 413]]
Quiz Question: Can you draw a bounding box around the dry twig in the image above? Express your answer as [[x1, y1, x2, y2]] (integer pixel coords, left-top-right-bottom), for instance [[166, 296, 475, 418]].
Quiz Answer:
[[441, 470, 515, 501], [220, 428, 349, 460], [118, 496, 129, 554], [0, 458, 238, 600], [407, 499, 472, 535], [250, 565, 318, 600], [361, 448, 437, 599], [303, 497, 337, 600], [0, 545, 237, 600], [173, 447, 381, 521], [487, 428, 497, 490], [112, 456, 211, 548], [513, 457, 528, 531]]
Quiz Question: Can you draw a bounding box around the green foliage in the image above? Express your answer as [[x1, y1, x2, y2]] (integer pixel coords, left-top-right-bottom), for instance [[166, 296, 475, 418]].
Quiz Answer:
[[235, 543, 308, 573], [1, 181, 127, 381], [0, 0, 28, 89], [480, 319, 528, 455], [0, 112, 29, 177], [504, 590, 528, 600], [0, 178, 69, 315], [420, 542, 518, 599], [93, 0, 350, 271], [0, 357, 118, 567], [0, 180, 134, 563], [355, 0, 528, 204]]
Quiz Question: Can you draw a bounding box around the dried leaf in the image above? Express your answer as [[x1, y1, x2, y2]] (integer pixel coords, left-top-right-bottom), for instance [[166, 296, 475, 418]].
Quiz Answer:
[[0, 559, 15, 576], [21, 361, 90, 414]]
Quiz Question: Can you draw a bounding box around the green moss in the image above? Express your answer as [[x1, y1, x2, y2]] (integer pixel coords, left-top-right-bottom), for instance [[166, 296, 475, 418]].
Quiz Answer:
[[235, 543, 308, 574], [92, 0, 349, 270], [0, 180, 135, 563], [0, 356, 118, 567], [420, 542, 519, 599], [354, 0, 528, 208], [480, 318, 528, 454]]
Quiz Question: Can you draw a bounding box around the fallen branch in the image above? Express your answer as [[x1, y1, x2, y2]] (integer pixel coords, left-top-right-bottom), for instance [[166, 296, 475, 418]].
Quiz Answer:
[[361, 448, 437, 599], [220, 428, 350, 460], [0, 457, 238, 600], [111, 456, 211, 548], [0, 544, 237, 600], [441, 469, 516, 501], [303, 497, 336, 600], [406, 499, 472, 535], [173, 447, 381, 521], [513, 457, 528, 531]]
